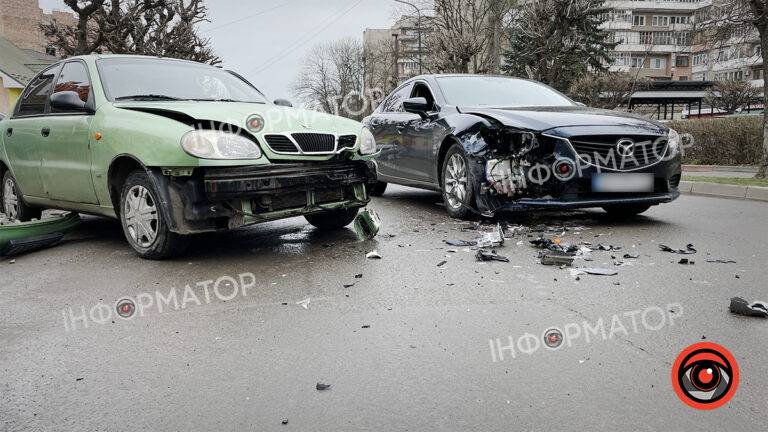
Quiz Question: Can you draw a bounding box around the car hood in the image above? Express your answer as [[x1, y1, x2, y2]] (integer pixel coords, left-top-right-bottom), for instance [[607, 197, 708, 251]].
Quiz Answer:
[[112, 101, 362, 134], [460, 106, 667, 134]]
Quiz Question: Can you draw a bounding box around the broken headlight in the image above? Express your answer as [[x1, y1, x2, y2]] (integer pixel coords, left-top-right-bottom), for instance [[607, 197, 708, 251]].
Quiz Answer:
[[360, 127, 377, 155], [500, 129, 537, 156], [667, 128, 680, 157], [181, 130, 262, 160]]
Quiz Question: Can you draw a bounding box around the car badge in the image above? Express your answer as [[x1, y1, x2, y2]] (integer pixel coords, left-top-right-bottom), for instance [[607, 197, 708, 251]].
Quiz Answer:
[[301, 122, 311, 129], [616, 139, 635, 158]]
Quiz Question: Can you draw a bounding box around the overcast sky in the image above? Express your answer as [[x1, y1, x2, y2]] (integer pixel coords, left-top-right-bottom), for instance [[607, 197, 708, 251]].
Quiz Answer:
[[38, 0, 398, 103]]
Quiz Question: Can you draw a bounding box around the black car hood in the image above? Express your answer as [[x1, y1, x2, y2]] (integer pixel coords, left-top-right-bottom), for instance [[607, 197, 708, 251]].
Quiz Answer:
[[460, 106, 667, 134]]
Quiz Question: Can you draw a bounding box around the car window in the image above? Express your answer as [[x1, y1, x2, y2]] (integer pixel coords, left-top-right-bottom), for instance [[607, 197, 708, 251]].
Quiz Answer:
[[51, 61, 92, 113], [435, 76, 575, 108], [411, 82, 436, 111], [16, 64, 61, 117], [381, 84, 413, 113]]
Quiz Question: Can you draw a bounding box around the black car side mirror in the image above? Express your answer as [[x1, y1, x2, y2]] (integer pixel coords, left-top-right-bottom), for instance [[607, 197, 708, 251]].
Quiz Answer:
[[403, 97, 430, 118], [274, 98, 293, 107], [50, 91, 90, 112]]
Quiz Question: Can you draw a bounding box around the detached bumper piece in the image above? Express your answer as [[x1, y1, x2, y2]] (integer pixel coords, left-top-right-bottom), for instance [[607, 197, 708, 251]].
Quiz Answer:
[[496, 191, 680, 212]]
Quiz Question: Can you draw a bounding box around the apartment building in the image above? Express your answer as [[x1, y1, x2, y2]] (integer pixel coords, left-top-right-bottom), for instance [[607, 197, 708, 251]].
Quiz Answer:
[[602, 0, 702, 81], [0, 0, 75, 56], [364, 15, 427, 84]]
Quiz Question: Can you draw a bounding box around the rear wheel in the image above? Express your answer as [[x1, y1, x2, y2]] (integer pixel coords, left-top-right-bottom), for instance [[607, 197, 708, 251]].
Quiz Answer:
[[367, 181, 388, 197], [1, 171, 42, 221], [602, 204, 652, 218], [441, 144, 474, 219], [305, 207, 359, 230], [119, 171, 189, 260]]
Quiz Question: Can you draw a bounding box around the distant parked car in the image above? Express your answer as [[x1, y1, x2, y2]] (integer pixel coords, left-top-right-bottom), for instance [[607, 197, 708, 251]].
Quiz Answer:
[[363, 74, 682, 219], [0, 55, 378, 259]]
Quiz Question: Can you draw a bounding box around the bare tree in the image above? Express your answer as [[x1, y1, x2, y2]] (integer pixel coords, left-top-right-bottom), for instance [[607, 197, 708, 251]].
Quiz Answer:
[[292, 38, 372, 120], [569, 71, 651, 110], [41, 0, 219, 64], [695, 0, 768, 177], [706, 79, 762, 113]]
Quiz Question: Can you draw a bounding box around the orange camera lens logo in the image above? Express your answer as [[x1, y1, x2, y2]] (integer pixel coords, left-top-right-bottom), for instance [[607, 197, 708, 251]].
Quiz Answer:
[[671, 342, 739, 410]]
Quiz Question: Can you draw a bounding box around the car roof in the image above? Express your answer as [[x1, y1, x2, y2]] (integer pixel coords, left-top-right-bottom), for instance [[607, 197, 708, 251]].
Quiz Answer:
[[64, 54, 204, 65]]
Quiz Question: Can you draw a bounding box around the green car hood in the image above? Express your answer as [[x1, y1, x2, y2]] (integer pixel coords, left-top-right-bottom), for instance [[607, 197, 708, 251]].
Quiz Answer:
[[112, 101, 363, 135]]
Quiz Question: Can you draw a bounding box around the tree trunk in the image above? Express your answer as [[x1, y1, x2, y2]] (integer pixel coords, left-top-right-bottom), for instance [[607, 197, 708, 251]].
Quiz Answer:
[[758, 31, 768, 178]]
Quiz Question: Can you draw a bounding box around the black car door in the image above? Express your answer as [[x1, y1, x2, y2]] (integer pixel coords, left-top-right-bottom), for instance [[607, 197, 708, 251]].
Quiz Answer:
[[366, 83, 413, 179], [402, 81, 445, 184]]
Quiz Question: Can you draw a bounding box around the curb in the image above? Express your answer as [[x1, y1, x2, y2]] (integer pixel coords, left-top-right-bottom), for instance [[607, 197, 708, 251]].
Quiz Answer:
[[679, 181, 768, 202], [682, 165, 759, 173]]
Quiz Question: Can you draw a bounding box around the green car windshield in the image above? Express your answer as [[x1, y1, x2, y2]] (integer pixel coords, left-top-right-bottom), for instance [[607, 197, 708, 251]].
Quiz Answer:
[[97, 57, 269, 103]]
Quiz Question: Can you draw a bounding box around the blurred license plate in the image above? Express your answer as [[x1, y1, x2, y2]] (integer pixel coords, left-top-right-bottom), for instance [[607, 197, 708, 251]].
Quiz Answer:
[[592, 173, 654, 193]]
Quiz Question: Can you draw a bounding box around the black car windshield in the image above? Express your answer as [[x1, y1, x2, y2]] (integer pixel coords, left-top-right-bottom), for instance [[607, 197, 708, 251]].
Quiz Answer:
[[97, 57, 268, 103], [436, 76, 575, 108]]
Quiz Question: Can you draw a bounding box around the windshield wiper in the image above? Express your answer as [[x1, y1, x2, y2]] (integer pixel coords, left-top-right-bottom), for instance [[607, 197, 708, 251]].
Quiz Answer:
[[115, 94, 185, 101], [189, 98, 265, 104]]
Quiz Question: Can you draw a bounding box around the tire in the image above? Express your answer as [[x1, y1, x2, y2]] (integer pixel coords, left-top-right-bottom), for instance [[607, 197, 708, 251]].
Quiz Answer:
[[440, 143, 475, 219], [602, 204, 652, 218], [305, 207, 360, 230], [1, 171, 42, 221], [367, 181, 388, 197], [119, 170, 189, 260]]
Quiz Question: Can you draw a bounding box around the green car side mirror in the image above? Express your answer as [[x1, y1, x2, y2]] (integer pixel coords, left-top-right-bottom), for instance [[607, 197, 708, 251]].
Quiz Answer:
[[274, 98, 293, 107]]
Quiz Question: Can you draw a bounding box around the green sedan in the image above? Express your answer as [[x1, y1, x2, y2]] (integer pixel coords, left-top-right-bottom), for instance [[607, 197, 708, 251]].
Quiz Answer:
[[0, 55, 378, 259]]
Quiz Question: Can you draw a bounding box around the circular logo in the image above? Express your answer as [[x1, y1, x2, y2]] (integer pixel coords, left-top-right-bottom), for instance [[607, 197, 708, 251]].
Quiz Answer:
[[543, 328, 564, 349], [115, 298, 136, 319], [615, 139, 635, 158], [671, 342, 739, 410]]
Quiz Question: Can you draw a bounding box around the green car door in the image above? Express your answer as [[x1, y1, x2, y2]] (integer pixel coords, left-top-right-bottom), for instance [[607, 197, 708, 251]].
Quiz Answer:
[[3, 64, 61, 199], [40, 60, 99, 204]]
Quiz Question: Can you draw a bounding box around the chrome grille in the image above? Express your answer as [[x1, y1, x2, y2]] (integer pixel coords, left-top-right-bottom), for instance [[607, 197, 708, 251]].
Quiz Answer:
[[569, 135, 668, 170], [291, 133, 335, 153], [264, 134, 298, 153]]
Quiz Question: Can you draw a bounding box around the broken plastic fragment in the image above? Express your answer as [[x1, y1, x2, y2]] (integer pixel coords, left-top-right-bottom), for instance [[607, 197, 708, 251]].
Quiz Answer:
[[623, 253, 640, 259], [353, 208, 381, 240], [475, 223, 505, 248], [729, 297, 768, 318], [437, 260, 448, 267], [571, 267, 618, 276], [444, 239, 477, 247], [316, 383, 332, 391], [475, 250, 509, 262], [706, 259, 736, 264], [366, 250, 382, 259], [595, 244, 622, 252], [540, 253, 575, 267], [678, 258, 695, 265], [659, 244, 696, 254]]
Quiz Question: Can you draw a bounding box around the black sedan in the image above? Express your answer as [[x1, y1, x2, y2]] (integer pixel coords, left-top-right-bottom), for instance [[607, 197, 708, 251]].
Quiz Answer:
[[363, 75, 682, 219]]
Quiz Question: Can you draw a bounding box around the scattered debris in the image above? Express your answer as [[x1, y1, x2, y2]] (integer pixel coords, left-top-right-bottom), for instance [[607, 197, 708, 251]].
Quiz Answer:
[[571, 268, 619, 276], [623, 253, 640, 259], [316, 383, 332, 391], [354, 274, 363, 279], [0, 212, 81, 257], [361, 325, 370, 329], [444, 239, 476, 247], [595, 244, 621, 252], [729, 297, 768, 318], [353, 208, 381, 240], [343, 283, 355, 288], [297, 298, 310, 309], [706, 259, 736, 264], [475, 250, 510, 263], [475, 223, 505, 248], [529, 236, 578, 255], [365, 250, 382, 259], [282, 419, 289, 425], [540, 253, 574, 267], [659, 244, 696, 254], [436, 260, 448, 267], [678, 258, 695, 265]]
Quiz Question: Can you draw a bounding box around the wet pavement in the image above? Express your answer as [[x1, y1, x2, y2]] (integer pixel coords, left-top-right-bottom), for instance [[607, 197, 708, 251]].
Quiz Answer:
[[1, 184, 767, 431]]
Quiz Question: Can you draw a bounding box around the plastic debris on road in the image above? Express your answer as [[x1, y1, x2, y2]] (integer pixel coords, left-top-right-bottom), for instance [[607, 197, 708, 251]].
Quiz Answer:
[[475, 223, 505, 248], [540, 253, 575, 266], [659, 244, 697, 254], [316, 383, 332, 391], [475, 250, 510, 263], [0, 211, 81, 257], [729, 297, 768, 318], [570, 268, 619, 276], [353, 208, 381, 240], [366, 250, 382, 259], [706, 259, 736, 264], [444, 239, 477, 247], [529, 236, 579, 255]]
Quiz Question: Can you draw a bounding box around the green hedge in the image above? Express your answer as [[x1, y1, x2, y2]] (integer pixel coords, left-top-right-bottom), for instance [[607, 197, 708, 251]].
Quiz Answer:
[[668, 116, 764, 165]]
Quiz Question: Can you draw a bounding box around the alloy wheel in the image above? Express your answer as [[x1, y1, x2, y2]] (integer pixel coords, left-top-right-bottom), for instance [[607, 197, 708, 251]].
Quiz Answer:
[[443, 153, 468, 210], [2, 177, 19, 220], [124, 185, 159, 248]]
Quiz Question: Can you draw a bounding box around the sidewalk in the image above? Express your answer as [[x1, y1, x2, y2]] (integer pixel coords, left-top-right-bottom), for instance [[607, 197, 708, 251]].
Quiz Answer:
[[680, 165, 768, 202]]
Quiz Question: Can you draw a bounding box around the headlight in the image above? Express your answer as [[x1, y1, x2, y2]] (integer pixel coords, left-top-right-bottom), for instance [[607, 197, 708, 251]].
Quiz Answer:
[[667, 128, 680, 157], [181, 130, 262, 160], [360, 127, 377, 155]]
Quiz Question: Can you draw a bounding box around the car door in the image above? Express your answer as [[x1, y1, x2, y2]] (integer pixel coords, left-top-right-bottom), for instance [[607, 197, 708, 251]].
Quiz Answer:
[[366, 83, 413, 179], [401, 81, 445, 183], [40, 60, 99, 204], [3, 63, 61, 199]]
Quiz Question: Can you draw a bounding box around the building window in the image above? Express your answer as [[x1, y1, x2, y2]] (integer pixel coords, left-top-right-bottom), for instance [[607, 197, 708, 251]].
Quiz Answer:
[[631, 56, 644, 68], [679, 76, 688, 81], [652, 16, 669, 27], [651, 58, 666, 70], [633, 15, 645, 26], [676, 56, 690, 67]]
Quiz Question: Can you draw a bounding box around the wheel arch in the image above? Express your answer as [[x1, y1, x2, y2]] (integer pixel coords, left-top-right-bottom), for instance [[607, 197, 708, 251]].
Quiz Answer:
[[107, 154, 147, 216]]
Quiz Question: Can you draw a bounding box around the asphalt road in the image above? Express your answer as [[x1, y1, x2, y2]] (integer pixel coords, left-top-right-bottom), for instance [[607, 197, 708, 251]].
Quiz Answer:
[[1, 185, 767, 431]]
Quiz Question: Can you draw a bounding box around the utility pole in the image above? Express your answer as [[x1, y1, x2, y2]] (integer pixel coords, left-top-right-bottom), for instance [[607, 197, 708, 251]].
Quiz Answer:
[[392, 32, 400, 87], [394, 0, 422, 75]]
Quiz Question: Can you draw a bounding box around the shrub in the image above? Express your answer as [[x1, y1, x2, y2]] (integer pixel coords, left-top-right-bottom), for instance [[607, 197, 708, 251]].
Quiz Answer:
[[668, 116, 763, 165]]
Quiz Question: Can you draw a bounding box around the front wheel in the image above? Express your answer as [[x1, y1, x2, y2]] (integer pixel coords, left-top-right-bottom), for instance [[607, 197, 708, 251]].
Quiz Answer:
[[441, 144, 474, 219], [2, 171, 42, 221], [305, 207, 359, 230], [602, 204, 652, 218], [119, 171, 189, 260]]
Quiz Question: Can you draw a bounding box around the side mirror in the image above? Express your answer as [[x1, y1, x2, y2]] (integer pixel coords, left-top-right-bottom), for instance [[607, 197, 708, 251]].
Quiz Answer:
[[50, 91, 89, 112], [274, 98, 293, 107], [403, 97, 430, 118]]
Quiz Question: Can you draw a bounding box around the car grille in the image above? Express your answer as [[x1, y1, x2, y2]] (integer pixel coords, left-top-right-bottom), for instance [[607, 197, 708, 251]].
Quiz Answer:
[[568, 135, 668, 170], [292, 133, 336, 153], [264, 134, 298, 153], [338, 135, 357, 149]]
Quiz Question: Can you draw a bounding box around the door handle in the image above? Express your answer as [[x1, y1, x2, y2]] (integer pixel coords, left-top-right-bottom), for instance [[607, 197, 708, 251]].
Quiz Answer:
[[5, 128, 11, 137], [41, 127, 50, 137]]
